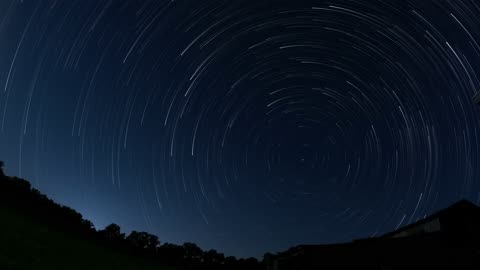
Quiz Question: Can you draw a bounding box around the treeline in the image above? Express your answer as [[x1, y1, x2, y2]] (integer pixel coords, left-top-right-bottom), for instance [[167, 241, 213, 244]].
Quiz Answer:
[[0, 161, 263, 270]]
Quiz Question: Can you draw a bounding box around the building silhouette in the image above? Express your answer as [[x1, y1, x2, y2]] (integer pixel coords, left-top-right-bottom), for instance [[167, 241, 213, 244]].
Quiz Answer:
[[267, 200, 480, 269]]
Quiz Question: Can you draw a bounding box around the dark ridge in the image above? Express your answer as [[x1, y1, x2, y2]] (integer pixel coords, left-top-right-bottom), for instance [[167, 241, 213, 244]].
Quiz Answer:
[[2, 160, 480, 269], [0, 161, 262, 270]]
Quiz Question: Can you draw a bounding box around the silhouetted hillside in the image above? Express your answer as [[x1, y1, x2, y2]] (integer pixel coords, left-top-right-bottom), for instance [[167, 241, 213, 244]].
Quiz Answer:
[[3, 159, 480, 270], [0, 161, 261, 270]]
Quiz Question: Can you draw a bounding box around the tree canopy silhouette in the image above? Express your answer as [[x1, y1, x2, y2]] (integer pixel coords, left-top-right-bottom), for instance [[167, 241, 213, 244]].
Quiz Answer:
[[99, 223, 125, 242], [0, 161, 263, 270], [126, 231, 160, 252]]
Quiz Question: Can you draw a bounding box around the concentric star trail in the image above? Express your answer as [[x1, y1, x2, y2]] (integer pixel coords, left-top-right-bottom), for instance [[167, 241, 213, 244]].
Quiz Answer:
[[1, 0, 480, 258]]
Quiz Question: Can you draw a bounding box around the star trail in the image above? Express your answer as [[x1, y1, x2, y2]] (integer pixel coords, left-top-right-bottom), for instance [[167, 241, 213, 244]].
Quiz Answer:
[[1, 0, 480, 258]]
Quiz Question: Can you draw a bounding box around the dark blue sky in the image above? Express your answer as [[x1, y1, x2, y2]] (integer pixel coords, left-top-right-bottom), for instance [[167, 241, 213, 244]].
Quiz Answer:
[[2, 0, 480, 258]]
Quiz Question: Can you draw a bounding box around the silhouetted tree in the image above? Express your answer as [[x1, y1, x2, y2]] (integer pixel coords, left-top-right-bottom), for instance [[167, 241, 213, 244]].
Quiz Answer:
[[81, 219, 95, 231], [10, 176, 31, 191], [0, 160, 267, 270], [215, 252, 225, 265], [100, 223, 125, 242], [224, 256, 237, 266], [126, 231, 159, 251], [262, 252, 275, 269], [245, 257, 259, 266], [183, 242, 203, 263], [0, 161, 98, 238], [203, 249, 222, 265]]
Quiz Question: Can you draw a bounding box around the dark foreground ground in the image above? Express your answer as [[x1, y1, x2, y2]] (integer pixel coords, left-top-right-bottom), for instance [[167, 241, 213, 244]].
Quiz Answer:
[[2, 161, 480, 270], [0, 163, 260, 270], [0, 204, 175, 270]]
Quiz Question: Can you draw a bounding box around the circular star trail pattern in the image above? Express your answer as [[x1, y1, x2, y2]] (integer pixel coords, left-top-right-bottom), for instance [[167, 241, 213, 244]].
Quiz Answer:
[[2, 0, 480, 258]]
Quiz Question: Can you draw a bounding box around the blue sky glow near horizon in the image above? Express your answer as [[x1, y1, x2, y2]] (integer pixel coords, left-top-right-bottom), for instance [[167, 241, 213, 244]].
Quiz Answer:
[[2, 0, 480, 258]]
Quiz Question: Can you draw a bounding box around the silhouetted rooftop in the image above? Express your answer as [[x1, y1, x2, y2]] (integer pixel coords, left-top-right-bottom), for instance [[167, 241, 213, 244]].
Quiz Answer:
[[268, 200, 480, 269], [381, 199, 480, 239]]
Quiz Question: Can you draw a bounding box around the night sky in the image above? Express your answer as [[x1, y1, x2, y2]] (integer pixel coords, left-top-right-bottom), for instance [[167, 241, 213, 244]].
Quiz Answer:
[[2, 0, 480, 259]]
